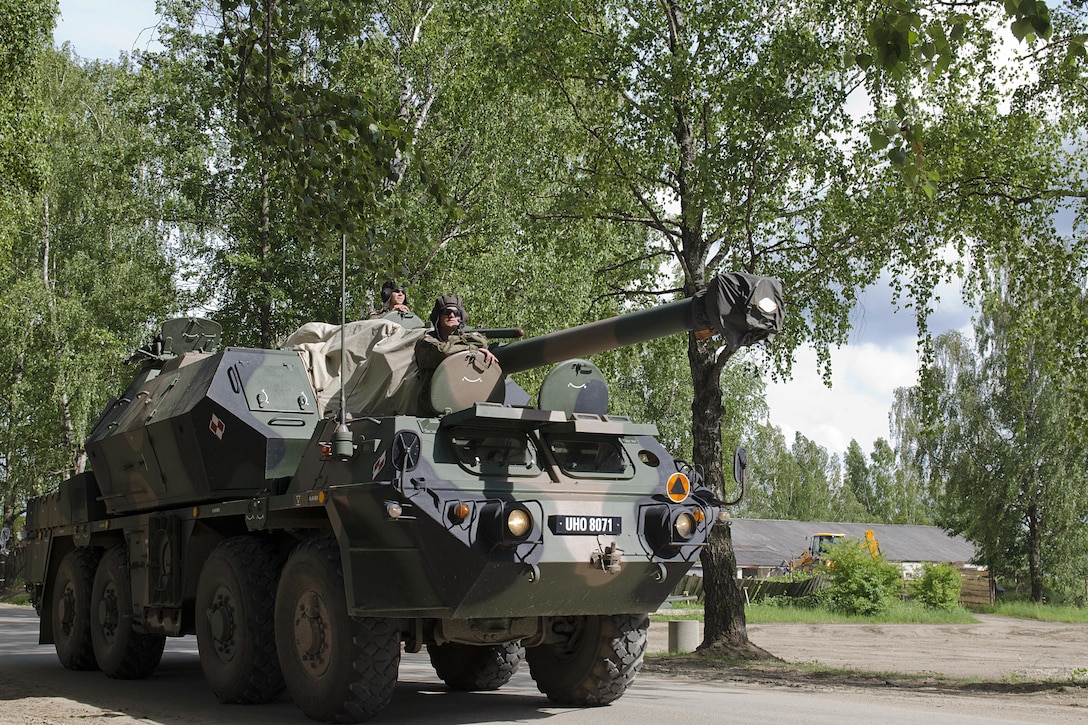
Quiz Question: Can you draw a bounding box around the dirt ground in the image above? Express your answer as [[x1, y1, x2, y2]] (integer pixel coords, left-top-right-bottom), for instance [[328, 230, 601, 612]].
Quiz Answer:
[[644, 613, 1088, 712], [648, 613, 1088, 679]]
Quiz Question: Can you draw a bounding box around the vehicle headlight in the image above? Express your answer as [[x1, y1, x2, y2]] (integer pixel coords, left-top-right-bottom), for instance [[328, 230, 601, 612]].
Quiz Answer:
[[507, 508, 532, 538], [673, 512, 695, 540], [479, 501, 535, 547]]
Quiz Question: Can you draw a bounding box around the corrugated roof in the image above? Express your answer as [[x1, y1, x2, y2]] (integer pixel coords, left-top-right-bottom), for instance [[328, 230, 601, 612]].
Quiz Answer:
[[729, 518, 977, 567]]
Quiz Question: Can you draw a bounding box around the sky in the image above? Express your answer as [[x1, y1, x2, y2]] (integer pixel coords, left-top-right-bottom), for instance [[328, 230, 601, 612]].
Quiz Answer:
[[52, 1, 977, 462]]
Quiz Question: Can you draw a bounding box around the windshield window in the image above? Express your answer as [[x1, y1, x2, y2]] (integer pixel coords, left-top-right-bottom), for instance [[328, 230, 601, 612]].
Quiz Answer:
[[447, 428, 542, 476], [544, 434, 634, 478]]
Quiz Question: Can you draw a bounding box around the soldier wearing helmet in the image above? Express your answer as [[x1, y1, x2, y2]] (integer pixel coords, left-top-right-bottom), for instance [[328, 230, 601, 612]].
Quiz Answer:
[[414, 295, 497, 415], [371, 280, 412, 317]]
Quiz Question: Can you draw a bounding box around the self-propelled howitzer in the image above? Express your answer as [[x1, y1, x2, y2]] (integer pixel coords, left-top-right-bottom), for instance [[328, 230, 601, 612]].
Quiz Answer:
[[24, 273, 782, 723]]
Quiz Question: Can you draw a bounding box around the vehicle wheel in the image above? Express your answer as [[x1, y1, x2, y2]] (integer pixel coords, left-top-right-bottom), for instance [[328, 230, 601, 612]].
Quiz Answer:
[[275, 536, 401, 722], [52, 547, 100, 671], [196, 536, 285, 703], [427, 641, 524, 691], [90, 545, 166, 679], [526, 614, 648, 706]]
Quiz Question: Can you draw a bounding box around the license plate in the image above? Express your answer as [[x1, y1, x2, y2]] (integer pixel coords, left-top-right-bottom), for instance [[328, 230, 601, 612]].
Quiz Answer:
[[550, 515, 622, 535]]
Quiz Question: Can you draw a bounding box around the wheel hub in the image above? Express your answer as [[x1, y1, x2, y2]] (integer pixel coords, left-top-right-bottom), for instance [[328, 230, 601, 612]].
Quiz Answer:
[[292, 591, 331, 677], [206, 585, 237, 662], [58, 582, 76, 635], [97, 582, 119, 643]]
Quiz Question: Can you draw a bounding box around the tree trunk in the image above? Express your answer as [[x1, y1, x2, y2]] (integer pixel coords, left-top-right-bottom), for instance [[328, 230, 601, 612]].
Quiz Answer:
[[259, 165, 271, 348], [689, 333, 773, 659], [1026, 501, 1043, 603], [42, 196, 80, 479]]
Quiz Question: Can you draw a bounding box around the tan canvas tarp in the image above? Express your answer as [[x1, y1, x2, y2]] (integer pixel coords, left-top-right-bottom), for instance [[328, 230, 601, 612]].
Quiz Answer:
[[285, 319, 428, 417]]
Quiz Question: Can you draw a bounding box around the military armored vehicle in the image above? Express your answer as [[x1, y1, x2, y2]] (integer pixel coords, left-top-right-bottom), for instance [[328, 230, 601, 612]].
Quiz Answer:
[[24, 272, 782, 722]]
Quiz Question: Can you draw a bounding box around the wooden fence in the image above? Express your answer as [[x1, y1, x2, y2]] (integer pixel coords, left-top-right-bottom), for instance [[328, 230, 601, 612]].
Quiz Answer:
[[0, 546, 27, 595], [957, 566, 994, 608]]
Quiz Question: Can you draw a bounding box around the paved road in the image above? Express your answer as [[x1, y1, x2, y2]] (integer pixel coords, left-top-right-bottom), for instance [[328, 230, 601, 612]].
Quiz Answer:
[[0, 605, 1080, 724]]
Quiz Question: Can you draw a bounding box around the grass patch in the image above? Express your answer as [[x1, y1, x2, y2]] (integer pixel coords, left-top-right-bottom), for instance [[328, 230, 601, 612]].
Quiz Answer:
[[653, 599, 977, 624], [982, 601, 1088, 623], [0, 578, 30, 606], [748, 599, 977, 624]]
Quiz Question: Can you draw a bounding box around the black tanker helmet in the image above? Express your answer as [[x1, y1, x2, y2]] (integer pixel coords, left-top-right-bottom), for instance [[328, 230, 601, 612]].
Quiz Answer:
[[429, 294, 467, 328], [381, 280, 407, 306]]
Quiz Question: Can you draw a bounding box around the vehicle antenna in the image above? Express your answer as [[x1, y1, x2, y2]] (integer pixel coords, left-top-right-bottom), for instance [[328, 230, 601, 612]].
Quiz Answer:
[[333, 232, 353, 458]]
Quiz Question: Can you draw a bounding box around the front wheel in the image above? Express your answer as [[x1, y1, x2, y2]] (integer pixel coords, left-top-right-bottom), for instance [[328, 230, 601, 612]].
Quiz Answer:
[[427, 641, 524, 691], [90, 546, 166, 679], [275, 536, 401, 722], [526, 614, 648, 706], [51, 547, 100, 671]]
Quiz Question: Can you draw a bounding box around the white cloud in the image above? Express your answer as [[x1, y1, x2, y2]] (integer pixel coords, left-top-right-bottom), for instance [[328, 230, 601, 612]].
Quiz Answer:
[[766, 273, 975, 461], [765, 340, 919, 459], [54, 0, 161, 61]]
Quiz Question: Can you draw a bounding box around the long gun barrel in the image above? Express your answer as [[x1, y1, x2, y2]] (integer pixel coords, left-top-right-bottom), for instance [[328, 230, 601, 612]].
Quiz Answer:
[[493, 272, 783, 374]]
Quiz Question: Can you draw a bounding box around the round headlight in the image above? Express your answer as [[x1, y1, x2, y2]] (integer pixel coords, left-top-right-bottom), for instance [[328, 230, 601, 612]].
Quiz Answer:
[[507, 508, 532, 538], [673, 512, 695, 541]]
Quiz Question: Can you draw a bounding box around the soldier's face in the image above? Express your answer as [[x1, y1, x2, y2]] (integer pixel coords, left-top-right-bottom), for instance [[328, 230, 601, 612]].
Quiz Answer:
[[437, 308, 461, 337], [390, 290, 405, 304]]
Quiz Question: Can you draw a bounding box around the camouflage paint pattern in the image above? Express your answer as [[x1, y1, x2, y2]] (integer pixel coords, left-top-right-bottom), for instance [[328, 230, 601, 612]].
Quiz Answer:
[[24, 272, 781, 650]]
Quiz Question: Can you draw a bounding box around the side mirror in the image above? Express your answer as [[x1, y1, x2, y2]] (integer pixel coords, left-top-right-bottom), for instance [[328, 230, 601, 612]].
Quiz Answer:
[[733, 446, 748, 486], [720, 446, 747, 506]]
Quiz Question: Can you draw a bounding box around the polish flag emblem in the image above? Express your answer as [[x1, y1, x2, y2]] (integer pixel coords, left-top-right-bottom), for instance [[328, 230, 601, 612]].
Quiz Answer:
[[209, 413, 226, 440]]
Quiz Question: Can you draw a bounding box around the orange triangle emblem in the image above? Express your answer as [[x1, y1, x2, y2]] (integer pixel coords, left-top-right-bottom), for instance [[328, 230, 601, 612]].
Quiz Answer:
[[667, 473, 690, 503]]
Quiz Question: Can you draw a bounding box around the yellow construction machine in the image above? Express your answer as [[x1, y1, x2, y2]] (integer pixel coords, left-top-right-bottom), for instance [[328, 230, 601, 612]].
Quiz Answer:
[[788, 530, 881, 574]]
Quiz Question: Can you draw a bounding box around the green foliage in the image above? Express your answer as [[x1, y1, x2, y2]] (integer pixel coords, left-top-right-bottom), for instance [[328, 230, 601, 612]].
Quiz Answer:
[[0, 578, 30, 606], [746, 599, 976, 624], [911, 562, 963, 610], [820, 539, 904, 616], [2, 48, 182, 526], [152, 1, 422, 346], [737, 426, 869, 522], [897, 283, 1088, 602], [0, 0, 57, 267]]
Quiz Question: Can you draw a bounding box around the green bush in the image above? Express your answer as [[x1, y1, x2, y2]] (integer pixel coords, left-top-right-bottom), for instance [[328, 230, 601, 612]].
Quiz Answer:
[[911, 563, 962, 610], [821, 538, 903, 616]]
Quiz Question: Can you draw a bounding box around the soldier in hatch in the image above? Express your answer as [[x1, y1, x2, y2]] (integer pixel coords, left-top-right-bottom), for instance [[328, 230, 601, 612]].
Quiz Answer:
[[370, 280, 413, 317], [414, 295, 497, 414]]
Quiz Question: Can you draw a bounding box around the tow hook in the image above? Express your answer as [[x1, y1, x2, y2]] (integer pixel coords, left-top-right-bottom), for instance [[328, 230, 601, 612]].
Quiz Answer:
[[591, 541, 624, 574]]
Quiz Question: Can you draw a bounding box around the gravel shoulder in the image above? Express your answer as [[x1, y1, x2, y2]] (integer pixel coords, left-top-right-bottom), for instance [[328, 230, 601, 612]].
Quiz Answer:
[[649, 613, 1088, 680], [645, 613, 1088, 715]]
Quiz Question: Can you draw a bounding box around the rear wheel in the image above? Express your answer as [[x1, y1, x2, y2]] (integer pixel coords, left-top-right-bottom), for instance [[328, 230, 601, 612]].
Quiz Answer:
[[275, 536, 401, 722], [427, 641, 524, 691], [526, 614, 648, 706], [90, 546, 166, 679], [52, 547, 100, 671], [196, 536, 284, 703]]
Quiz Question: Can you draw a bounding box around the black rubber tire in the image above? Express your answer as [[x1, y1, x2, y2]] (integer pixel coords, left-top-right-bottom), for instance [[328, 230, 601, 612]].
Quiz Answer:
[[275, 536, 401, 723], [196, 536, 285, 703], [526, 614, 648, 706], [90, 546, 166, 679], [51, 547, 100, 671], [427, 641, 524, 691]]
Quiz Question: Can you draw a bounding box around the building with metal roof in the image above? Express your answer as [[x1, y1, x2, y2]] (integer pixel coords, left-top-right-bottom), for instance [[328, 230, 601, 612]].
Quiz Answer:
[[730, 518, 977, 574]]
